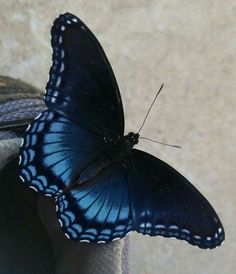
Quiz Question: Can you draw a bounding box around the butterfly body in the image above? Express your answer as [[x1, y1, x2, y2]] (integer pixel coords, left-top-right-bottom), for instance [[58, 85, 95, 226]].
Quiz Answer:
[[104, 132, 139, 160], [18, 13, 225, 248]]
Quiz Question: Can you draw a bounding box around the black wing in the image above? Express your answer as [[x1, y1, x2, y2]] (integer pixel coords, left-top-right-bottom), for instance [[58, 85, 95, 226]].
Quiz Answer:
[[55, 148, 224, 248], [130, 149, 225, 249], [45, 13, 124, 136], [19, 110, 106, 197]]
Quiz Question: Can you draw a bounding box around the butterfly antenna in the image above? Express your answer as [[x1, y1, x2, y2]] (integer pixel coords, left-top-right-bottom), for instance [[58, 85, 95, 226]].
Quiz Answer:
[[138, 84, 164, 134], [139, 136, 181, 149]]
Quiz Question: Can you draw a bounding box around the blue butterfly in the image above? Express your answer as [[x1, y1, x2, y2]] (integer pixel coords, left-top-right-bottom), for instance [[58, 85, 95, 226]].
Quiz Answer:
[[19, 13, 224, 248]]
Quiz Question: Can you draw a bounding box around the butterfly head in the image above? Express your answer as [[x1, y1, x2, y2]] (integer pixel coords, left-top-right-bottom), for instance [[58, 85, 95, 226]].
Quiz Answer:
[[127, 132, 139, 145]]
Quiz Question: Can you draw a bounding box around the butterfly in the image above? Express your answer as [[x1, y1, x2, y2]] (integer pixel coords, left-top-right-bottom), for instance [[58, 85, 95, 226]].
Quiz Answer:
[[19, 12, 224, 248]]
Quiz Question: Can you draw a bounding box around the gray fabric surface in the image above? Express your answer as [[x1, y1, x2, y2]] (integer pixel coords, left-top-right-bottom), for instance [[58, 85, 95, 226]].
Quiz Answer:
[[0, 99, 45, 122], [0, 131, 18, 141], [0, 138, 21, 169], [0, 76, 43, 103]]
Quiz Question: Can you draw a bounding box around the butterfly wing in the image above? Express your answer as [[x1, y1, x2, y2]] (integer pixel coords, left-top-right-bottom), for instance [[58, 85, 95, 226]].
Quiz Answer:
[[55, 148, 224, 248], [56, 161, 133, 243], [130, 149, 225, 249], [45, 13, 124, 136], [19, 110, 106, 196]]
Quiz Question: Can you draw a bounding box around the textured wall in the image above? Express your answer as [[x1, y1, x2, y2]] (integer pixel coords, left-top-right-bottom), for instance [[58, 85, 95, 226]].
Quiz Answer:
[[0, 1, 235, 273]]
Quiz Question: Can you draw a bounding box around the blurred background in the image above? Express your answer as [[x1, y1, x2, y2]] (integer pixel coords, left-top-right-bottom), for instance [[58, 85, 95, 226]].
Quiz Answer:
[[0, 1, 235, 273]]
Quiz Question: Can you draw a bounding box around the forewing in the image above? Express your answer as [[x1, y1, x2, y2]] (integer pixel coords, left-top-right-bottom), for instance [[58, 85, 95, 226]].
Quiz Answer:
[[45, 13, 124, 136], [56, 162, 133, 243], [130, 149, 225, 249], [19, 110, 105, 197]]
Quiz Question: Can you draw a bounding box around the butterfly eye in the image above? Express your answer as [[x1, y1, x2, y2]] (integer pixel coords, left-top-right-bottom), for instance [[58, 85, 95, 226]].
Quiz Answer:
[[127, 132, 139, 144], [128, 132, 135, 140]]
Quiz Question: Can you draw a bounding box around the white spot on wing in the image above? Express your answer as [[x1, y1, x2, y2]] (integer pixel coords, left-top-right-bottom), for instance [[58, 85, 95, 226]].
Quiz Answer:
[[207, 237, 211, 241], [72, 18, 78, 23], [66, 20, 71, 24], [29, 186, 38, 192], [58, 219, 63, 227], [34, 113, 42, 120], [45, 193, 52, 197], [61, 25, 65, 31], [194, 235, 201, 240], [60, 63, 64, 72], [53, 91, 59, 97], [55, 77, 61, 88], [19, 175, 25, 182], [19, 155, 22, 165], [169, 225, 178, 229], [80, 239, 90, 243], [218, 227, 222, 233], [26, 124, 31, 131], [20, 138, 24, 147], [155, 224, 165, 229], [65, 233, 70, 239], [181, 229, 190, 234]]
